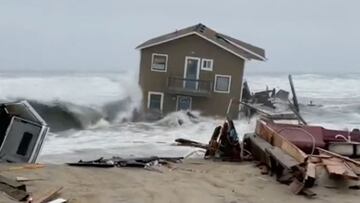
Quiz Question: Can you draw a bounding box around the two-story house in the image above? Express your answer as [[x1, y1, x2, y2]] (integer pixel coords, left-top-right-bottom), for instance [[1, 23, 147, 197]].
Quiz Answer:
[[137, 23, 266, 118]]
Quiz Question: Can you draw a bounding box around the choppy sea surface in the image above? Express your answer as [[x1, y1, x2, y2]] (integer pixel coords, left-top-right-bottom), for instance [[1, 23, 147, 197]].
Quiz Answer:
[[0, 71, 359, 163]]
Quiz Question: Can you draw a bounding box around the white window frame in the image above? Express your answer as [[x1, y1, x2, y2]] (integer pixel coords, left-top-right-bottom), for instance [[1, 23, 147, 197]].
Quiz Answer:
[[151, 53, 168, 72], [147, 91, 164, 111], [183, 56, 201, 89], [201, 58, 213, 71], [214, 74, 232, 94], [176, 96, 192, 111]]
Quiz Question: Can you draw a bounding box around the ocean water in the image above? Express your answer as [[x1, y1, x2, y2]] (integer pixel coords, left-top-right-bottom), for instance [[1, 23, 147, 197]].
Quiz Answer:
[[0, 71, 359, 163]]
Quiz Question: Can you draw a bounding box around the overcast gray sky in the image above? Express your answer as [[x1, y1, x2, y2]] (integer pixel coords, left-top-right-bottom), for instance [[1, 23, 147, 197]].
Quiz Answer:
[[0, 0, 359, 73]]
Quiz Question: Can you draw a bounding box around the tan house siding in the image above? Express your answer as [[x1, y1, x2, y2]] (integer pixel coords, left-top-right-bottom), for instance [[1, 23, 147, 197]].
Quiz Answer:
[[139, 34, 245, 117]]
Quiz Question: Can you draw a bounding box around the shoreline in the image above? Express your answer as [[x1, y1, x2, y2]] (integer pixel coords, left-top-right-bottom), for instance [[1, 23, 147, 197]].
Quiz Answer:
[[1, 159, 359, 203]]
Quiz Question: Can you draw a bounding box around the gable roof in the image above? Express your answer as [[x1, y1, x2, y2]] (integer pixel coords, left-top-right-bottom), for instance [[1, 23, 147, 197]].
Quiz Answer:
[[136, 23, 266, 61]]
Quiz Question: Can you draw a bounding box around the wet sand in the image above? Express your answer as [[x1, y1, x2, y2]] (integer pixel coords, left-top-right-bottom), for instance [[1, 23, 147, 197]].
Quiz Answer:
[[0, 160, 359, 203]]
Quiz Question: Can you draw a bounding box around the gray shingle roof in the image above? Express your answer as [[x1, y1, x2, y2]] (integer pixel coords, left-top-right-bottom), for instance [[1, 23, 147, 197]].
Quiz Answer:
[[136, 23, 266, 61]]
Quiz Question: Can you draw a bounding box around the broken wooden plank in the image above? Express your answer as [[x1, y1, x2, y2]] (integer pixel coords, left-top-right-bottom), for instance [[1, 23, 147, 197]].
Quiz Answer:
[[0, 175, 28, 201], [5, 164, 46, 171], [265, 146, 300, 170], [0, 183, 29, 201], [345, 162, 360, 175], [321, 158, 358, 180], [247, 135, 272, 166], [304, 162, 316, 187], [317, 147, 360, 166], [33, 186, 63, 203], [289, 178, 304, 194], [289, 178, 316, 198], [0, 175, 26, 191]]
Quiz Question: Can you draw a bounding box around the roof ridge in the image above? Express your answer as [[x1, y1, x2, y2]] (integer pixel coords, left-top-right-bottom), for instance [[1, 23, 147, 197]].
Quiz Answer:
[[136, 24, 266, 61]]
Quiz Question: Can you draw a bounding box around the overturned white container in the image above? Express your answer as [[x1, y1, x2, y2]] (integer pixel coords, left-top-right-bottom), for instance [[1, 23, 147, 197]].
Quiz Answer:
[[0, 100, 49, 163]]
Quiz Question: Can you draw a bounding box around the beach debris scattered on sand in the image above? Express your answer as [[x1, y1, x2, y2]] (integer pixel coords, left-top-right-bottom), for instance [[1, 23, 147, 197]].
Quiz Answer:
[[0, 172, 66, 203], [67, 156, 183, 172], [243, 119, 360, 197], [175, 118, 250, 161], [175, 115, 360, 197], [46, 198, 67, 203], [0, 174, 29, 201], [31, 186, 64, 203]]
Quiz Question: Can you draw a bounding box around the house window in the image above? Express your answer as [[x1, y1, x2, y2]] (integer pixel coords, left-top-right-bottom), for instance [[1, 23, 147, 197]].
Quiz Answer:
[[201, 59, 213, 71], [214, 74, 231, 93], [177, 96, 192, 111], [151, 54, 168, 72], [147, 91, 164, 111]]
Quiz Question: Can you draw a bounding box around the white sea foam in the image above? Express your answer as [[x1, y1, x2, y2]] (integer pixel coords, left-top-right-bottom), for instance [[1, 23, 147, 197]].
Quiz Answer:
[[1, 71, 359, 163]]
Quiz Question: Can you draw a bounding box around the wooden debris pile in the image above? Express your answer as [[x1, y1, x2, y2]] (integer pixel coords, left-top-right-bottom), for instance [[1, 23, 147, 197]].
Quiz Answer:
[[175, 119, 249, 161], [0, 164, 66, 203], [244, 119, 360, 198]]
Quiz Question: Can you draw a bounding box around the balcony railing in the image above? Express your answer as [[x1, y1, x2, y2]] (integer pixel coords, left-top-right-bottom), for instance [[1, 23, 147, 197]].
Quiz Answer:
[[167, 77, 212, 97]]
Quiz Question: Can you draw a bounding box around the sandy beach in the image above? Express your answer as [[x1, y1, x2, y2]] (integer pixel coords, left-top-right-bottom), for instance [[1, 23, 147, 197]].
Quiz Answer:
[[0, 159, 359, 203]]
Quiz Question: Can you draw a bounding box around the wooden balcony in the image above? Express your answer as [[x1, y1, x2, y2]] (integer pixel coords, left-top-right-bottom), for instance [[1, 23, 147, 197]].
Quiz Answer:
[[166, 77, 212, 97]]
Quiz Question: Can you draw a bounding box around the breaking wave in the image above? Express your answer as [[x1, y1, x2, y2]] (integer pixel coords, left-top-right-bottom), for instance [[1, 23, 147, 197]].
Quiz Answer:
[[27, 98, 136, 132], [0, 72, 142, 132]]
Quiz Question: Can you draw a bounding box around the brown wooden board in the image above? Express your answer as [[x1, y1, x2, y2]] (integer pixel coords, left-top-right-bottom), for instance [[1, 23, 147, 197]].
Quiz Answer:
[[321, 158, 358, 180], [0, 183, 29, 201], [255, 120, 307, 163], [33, 186, 63, 203], [265, 146, 299, 170], [346, 162, 360, 175], [0, 175, 28, 201], [306, 162, 316, 179], [317, 147, 360, 166], [248, 135, 272, 166]]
